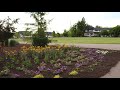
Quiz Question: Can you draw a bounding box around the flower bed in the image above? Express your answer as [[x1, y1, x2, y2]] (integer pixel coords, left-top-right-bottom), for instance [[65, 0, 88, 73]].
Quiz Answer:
[[0, 44, 120, 78]]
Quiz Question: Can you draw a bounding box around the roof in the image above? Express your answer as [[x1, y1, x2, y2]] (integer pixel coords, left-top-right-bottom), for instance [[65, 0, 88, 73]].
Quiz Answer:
[[95, 28, 111, 31], [45, 32, 52, 35]]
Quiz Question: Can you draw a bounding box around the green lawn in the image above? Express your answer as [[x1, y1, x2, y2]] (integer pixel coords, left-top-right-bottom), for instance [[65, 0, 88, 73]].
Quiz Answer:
[[11, 38, 32, 44], [12, 37, 120, 44], [49, 37, 120, 44]]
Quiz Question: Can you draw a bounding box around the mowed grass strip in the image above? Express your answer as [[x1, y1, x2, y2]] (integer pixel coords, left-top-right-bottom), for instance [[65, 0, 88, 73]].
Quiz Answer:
[[49, 37, 120, 44]]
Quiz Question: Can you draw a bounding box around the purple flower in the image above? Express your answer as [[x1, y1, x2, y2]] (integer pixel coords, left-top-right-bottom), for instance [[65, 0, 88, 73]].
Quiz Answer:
[[75, 63, 81, 68], [60, 66, 67, 70], [47, 68, 51, 71], [13, 74, 20, 77], [53, 66, 67, 74], [35, 71, 40, 74], [54, 69, 62, 74], [82, 61, 88, 65], [41, 66, 46, 69], [38, 66, 46, 71]]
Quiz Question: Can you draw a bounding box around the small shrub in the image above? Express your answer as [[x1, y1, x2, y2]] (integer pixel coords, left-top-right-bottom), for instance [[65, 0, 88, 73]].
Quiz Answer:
[[32, 36, 49, 47], [34, 56, 40, 64], [16, 67, 24, 71], [65, 61, 72, 66], [0, 68, 10, 76], [54, 63, 61, 69], [50, 60, 56, 64], [9, 40, 19, 47], [22, 58, 32, 68], [48, 39, 52, 43]]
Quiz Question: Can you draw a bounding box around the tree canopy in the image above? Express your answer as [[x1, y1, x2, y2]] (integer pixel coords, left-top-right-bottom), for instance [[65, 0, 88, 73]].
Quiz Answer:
[[109, 25, 120, 37], [0, 17, 19, 46]]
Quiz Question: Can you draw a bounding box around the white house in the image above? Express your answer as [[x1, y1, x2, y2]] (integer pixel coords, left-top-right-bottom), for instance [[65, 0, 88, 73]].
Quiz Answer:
[[84, 28, 111, 37]]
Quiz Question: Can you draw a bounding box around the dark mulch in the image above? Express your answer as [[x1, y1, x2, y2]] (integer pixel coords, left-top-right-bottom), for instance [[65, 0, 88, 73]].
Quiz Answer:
[[78, 51, 120, 78], [0, 44, 31, 51], [0, 44, 120, 78]]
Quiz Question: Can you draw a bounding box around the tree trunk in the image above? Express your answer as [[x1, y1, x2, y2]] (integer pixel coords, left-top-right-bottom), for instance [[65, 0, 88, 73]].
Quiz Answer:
[[5, 39, 9, 47], [1, 41, 5, 47]]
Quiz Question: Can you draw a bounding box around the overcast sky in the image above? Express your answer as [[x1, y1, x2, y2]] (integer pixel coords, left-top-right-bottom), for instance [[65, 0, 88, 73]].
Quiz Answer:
[[0, 12, 120, 33]]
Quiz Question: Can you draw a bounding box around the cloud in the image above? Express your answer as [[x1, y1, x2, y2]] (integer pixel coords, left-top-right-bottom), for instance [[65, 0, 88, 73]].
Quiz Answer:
[[0, 12, 120, 33], [46, 12, 106, 33]]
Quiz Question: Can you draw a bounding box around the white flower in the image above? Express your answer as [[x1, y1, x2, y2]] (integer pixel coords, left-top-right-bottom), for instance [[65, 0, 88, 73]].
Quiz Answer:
[[96, 50, 101, 53], [96, 50, 108, 55], [101, 51, 108, 55]]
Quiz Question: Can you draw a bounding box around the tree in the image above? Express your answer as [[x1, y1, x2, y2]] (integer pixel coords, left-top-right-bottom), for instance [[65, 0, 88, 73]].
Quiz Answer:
[[100, 30, 109, 37], [0, 17, 19, 46], [30, 12, 47, 37], [109, 29, 114, 37], [75, 17, 87, 37], [29, 12, 49, 46], [24, 30, 32, 36], [76, 21, 82, 37], [110, 25, 120, 37], [56, 33, 61, 37], [69, 24, 77, 37], [96, 25, 102, 28], [14, 32, 20, 38], [67, 17, 92, 37], [52, 31, 56, 37], [78, 17, 86, 37], [86, 24, 94, 30], [63, 29, 69, 37]]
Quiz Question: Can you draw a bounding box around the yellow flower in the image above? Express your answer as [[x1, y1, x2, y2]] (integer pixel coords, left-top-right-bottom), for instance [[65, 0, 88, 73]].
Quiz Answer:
[[56, 49, 59, 51], [69, 70, 78, 76], [53, 75, 61, 78], [58, 46, 61, 49], [33, 74, 44, 78], [47, 47, 50, 49]]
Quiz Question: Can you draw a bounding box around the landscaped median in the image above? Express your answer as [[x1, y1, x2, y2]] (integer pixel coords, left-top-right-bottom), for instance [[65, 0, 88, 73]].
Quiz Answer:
[[0, 44, 120, 78]]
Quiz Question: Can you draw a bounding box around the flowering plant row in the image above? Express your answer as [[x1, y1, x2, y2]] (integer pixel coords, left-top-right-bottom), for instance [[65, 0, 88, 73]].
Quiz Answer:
[[0, 45, 109, 78]]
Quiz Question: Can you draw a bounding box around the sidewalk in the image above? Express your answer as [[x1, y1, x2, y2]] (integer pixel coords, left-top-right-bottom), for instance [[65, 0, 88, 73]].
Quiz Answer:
[[49, 43, 120, 50], [101, 62, 120, 78]]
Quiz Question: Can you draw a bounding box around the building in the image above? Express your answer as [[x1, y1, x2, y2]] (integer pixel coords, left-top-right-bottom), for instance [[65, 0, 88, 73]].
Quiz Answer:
[[84, 28, 111, 37], [45, 32, 53, 38], [18, 31, 53, 38]]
